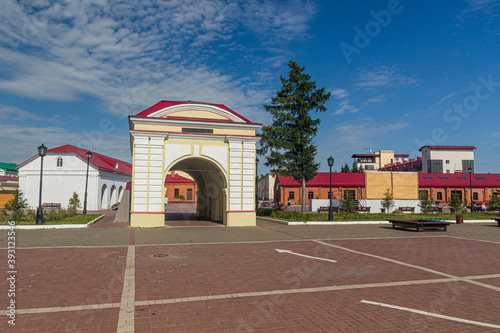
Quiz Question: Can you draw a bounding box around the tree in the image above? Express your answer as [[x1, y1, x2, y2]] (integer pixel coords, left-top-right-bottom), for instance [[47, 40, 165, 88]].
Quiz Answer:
[[488, 190, 500, 211], [341, 163, 351, 173], [418, 192, 433, 213], [258, 60, 331, 213], [4, 189, 28, 221], [351, 162, 358, 173], [449, 192, 464, 213], [340, 192, 355, 213], [380, 188, 395, 213], [68, 192, 81, 210]]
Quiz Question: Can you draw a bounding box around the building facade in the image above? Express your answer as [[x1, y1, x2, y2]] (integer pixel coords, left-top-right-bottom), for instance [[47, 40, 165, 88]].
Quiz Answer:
[[0, 176, 18, 209], [420, 146, 475, 174], [257, 173, 276, 201], [165, 171, 197, 203], [352, 150, 409, 171], [274, 171, 499, 208], [16, 145, 131, 210]]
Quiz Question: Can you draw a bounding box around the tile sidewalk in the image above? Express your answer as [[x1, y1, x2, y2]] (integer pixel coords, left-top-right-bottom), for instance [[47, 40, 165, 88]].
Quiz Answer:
[[0, 215, 499, 332]]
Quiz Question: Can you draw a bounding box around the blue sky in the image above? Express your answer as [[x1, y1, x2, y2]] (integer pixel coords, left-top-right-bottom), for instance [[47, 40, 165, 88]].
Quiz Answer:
[[1, 0, 499, 173]]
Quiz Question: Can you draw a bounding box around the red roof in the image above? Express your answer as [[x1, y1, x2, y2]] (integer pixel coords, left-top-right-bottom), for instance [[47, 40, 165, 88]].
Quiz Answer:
[[278, 173, 365, 187], [134, 100, 253, 124], [165, 174, 195, 184], [418, 173, 500, 187], [419, 146, 476, 151], [16, 145, 132, 176]]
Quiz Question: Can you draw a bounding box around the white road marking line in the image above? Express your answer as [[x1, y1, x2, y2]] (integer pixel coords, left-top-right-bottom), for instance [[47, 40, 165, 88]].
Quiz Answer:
[[117, 244, 135, 333], [275, 248, 337, 263], [314, 240, 500, 292], [361, 300, 500, 329]]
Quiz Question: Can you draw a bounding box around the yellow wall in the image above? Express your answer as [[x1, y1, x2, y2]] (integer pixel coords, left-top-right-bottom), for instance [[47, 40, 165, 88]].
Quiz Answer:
[[0, 193, 14, 209], [168, 110, 229, 120], [365, 172, 418, 199], [133, 123, 256, 137], [379, 150, 395, 168]]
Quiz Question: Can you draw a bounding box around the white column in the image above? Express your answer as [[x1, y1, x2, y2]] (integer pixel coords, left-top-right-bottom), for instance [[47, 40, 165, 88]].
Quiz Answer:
[[148, 136, 165, 212], [228, 139, 242, 211], [242, 142, 255, 210], [132, 135, 149, 212]]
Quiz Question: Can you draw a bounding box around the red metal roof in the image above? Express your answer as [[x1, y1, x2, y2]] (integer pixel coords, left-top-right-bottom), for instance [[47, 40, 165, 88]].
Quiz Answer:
[[134, 100, 253, 124], [419, 146, 476, 151], [418, 173, 500, 187], [16, 145, 132, 176], [164, 174, 195, 184], [278, 173, 365, 187]]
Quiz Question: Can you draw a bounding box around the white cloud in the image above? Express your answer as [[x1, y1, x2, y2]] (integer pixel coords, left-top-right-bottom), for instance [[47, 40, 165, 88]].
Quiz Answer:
[[459, 0, 500, 19], [331, 88, 349, 99], [330, 121, 410, 153], [354, 66, 419, 88], [0, 0, 316, 120]]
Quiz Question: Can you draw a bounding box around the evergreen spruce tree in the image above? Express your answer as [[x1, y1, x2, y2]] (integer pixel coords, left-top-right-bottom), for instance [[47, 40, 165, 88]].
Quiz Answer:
[[341, 163, 351, 173], [418, 192, 433, 213], [380, 188, 395, 213], [258, 60, 331, 213]]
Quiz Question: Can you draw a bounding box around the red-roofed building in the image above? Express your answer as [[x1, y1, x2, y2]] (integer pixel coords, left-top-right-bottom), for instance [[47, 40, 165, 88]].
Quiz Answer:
[[164, 171, 197, 203], [16, 145, 132, 211], [275, 173, 366, 204]]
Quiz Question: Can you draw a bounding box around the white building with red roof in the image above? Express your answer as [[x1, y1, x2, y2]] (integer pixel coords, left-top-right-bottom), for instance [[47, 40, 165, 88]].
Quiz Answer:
[[16, 145, 132, 211]]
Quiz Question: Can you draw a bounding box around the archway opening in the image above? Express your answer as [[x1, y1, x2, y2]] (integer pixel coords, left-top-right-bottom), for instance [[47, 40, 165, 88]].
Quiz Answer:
[[101, 184, 109, 210], [164, 157, 227, 226]]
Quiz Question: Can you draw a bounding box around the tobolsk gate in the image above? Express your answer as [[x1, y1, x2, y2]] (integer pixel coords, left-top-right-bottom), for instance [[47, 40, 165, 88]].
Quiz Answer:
[[129, 101, 261, 227]]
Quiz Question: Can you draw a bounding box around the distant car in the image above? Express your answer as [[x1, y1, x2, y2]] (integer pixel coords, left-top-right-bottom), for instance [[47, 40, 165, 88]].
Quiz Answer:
[[111, 202, 120, 210]]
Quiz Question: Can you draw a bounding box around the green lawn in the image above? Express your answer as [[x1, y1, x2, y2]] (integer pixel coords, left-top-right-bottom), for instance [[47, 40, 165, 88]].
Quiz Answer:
[[0, 214, 102, 226], [258, 208, 500, 222]]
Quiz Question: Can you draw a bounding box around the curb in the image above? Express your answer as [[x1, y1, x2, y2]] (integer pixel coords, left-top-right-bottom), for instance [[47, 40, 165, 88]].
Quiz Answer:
[[0, 214, 105, 229], [258, 216, 495, 226]]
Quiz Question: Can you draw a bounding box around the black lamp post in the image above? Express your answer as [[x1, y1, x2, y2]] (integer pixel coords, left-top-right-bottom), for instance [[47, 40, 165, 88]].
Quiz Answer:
[[468, 166, 473, 211], [328, 156, 335, 221], [255, 158, 259, 210], [83, 150, 92, 214], [36, 144, 47, 225]]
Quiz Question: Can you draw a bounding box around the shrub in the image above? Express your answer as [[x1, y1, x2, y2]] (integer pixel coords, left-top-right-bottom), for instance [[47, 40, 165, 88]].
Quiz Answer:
[[68, 192, 81, 210], [270, 210, 311, 222], [4, 189, 28, 221], [257, 208, 274, 216], [175, 194, 185, 201]]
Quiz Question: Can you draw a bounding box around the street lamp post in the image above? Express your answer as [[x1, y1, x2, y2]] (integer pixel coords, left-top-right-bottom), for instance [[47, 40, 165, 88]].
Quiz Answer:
[[36, 144, 48, 225], [327, 156, 335, 221], [468, 166, 473, 212], [255, 158, 259, 211], [83, 150, 92, 214]]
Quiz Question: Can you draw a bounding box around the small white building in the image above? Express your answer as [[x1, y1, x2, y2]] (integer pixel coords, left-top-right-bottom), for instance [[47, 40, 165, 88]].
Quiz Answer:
[[16, 145, 131, 210], [257, 173, 276, 201], [420, 145, 475, 174]]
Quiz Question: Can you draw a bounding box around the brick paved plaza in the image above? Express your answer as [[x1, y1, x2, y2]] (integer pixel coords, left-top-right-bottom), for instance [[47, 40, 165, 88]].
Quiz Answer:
[[1, 208, 499, 332]]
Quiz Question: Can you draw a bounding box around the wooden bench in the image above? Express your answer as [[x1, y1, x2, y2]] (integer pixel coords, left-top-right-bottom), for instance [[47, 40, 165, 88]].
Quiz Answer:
[[492, 218, 500, 227], [429, 207, 443, 213], [354, 207, 370, 213], [42, 203, 61, 210], [399, 207, 415, 213], [388, 219, 451, 232], [318, 206, 338, 213]]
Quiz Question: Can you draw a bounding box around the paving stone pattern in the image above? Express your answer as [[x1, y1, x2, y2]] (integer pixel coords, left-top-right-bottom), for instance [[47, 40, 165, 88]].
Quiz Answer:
[[0, 212, 499, 332]]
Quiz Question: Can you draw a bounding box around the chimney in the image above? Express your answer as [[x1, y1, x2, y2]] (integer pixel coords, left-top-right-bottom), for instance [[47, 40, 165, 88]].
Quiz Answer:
[[171, 171, 175, 177]]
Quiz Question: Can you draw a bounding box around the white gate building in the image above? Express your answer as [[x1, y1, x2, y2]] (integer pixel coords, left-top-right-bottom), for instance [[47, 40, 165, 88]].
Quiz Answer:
[[129, 101, 261, 227]]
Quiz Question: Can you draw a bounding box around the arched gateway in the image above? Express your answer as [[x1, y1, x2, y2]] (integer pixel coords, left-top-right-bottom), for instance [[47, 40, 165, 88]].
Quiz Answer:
[[129, 101, 261, 227]]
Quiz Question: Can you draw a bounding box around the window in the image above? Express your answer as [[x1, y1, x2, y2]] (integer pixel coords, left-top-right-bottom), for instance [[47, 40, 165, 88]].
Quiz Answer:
[[365, 165, 374, 170], [473, 192, 478, 201], [436, 192, 443, 201], [419, 190, 428, 200], [56, 157, 63, 167], [288, 191, 294, 199], [446, 160, 450, 164], [344, 190, 355, 199], [446, 170, 450, 174], [174, 188, 180, 197], [187, 189, 193, 200], [308, 191, 314, 199], [451, 190, 462, 201], [462, 160, 474, 173], [328, 191, 332, 199]]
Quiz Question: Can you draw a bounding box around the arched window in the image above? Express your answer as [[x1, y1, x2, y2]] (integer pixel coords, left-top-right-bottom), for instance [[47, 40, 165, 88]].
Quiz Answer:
[[57, 157, 63, 167]]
